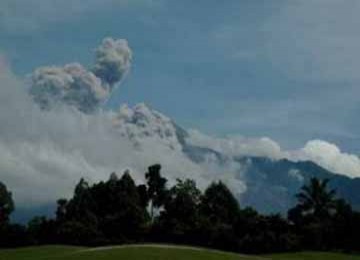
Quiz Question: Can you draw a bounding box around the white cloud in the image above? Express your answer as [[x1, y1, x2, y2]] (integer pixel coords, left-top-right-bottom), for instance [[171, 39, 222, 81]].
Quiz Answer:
[[187, 129, 360, 179], [187, 129, 285, 159], [291, 140, 360, 178]]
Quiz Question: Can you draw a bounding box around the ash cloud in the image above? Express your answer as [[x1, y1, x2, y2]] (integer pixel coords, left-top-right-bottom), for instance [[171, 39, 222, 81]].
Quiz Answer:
[[0, 56, 245, 208], [29, 38, 131, 113], [93, 38, 132, 86]]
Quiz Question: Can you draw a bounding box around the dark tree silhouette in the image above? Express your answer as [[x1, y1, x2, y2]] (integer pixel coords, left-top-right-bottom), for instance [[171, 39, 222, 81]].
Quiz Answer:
[[1, 165, 359, 253], [288, 178, 340, 250], [56, 199, 68, 222], [200, 181, 240, 225], [0, 181, 14, 225], [156, 179, 201, 243], [145, 164, 168, 219], [295, 178, 337, 219]]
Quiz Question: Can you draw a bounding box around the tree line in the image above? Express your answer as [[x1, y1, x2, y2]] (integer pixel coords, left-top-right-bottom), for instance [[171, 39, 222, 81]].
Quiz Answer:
[[0, 164, 360, 253]]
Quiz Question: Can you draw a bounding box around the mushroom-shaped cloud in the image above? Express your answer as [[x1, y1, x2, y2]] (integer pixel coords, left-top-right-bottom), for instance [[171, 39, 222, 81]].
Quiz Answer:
[[29, 38, 132, 113]]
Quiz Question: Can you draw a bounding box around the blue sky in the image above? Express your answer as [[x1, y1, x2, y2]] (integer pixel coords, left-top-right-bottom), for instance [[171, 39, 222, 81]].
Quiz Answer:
[[1, 0, 360, 152]]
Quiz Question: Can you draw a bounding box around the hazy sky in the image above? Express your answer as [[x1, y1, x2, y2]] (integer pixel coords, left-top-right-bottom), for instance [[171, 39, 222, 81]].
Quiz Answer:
[[1, 0, 360, 152]]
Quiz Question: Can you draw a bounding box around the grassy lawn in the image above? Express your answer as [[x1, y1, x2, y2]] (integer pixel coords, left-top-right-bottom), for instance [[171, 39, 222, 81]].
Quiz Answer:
[[0, 245, 84, 260], [0, 245, 261, 260], [268, 252, 360, 260], [0, 245, 359, 260]]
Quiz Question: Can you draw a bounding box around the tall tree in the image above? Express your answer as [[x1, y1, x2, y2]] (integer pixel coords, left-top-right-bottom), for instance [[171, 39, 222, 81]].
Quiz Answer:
[[199, 181, 240, 250], [67, 178, 96, 223], [157, 179, 202, 243], [163, 179, 201, 226], [56, 199, 68, 223], [290, 178, 337, 220], [288, 177, 339, 250], [145, 164, 168, 219], [200, 181, 240, 225], [102, 170, 149, 241], [0, 182, 14, 225]]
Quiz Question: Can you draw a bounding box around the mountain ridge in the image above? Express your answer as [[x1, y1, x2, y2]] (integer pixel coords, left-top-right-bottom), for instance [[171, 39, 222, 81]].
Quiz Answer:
[[101, 103, 360, 213]]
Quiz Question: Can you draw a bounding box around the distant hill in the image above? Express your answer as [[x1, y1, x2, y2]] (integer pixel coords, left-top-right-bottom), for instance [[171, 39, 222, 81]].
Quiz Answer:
[[238, 156, 360, 213], [175, 109, 360, 214], [182, 139, 360, 214]]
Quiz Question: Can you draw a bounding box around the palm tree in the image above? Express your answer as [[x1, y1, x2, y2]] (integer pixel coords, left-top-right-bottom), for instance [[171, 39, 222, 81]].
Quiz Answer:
[[295, 177, 337, 219]]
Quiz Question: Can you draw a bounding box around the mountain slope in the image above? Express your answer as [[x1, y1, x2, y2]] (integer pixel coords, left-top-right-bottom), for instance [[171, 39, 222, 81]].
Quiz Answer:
[[122, 104, 360, 213], [237, 157, 360, 213]]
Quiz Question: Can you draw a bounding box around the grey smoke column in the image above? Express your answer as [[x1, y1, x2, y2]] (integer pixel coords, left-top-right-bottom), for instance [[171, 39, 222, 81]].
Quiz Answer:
[[29, 38, 132, 113], [93, 38, 132, 86]]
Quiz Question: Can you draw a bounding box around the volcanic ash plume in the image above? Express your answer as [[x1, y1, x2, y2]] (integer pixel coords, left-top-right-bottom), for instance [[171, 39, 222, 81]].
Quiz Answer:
[[93, 38, 132, 86], [29, 38, 132, 113]]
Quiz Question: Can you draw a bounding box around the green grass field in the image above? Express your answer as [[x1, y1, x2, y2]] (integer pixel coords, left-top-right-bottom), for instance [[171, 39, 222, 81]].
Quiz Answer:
[[0, 245, 359, 260], [267, 252, 360, 260]]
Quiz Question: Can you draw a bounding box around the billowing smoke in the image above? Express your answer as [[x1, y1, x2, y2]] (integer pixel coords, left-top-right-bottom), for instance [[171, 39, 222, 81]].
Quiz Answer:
[[112, 103, 183, 151], [0, 56, 245, 208], [93, 38, 132, 86], [29, 38, 131, 113], [30, 63, 107, 113]]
